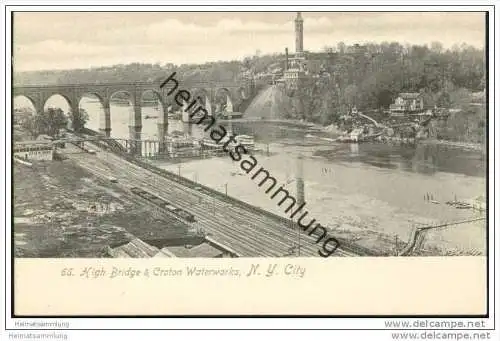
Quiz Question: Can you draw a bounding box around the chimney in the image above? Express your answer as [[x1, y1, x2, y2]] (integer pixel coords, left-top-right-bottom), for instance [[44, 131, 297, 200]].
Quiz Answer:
[[285, 47, 289, 71]]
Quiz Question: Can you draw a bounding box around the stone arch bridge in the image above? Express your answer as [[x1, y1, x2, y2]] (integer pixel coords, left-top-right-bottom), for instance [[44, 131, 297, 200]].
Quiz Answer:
[[13, 78, 254, 141]]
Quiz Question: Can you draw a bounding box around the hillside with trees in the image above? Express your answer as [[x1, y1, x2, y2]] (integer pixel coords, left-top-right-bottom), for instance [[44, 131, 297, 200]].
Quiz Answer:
[[14, 41, 485, 142], [290, 42, 485, 121], [14, 61, 247, 85]]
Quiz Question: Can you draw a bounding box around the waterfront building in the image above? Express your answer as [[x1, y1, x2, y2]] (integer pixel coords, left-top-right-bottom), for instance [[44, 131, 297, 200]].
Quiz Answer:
[[14, 141, 54, 161], [166, 135, 201, 157], [235, 134, 255, 150], [202, 138, 224, 151], [390, 93, 424, 116], [201, 133, 254, 154]]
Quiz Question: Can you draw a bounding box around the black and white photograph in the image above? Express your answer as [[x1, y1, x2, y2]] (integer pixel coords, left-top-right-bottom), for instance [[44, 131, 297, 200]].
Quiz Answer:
[[12, 12, 487, 258], [2, 2, 498, 336], [12, 11, 488, 259]]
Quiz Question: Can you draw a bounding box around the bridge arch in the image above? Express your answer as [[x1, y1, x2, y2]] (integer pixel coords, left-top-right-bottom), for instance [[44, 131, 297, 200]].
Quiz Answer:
[[78, 92, 106, 134], [214, 88, 233, 115], [13, 95, 37, 138], [191, 88, 212, 116], [140, 89, 166, 141], [42, 90, 79, 112], [13, 79, 252, 140], [140, 90, 164, 115], [79, 92, 105, 107], [42, 94, 73, 130], [109, 90, 138, 139], [14, 95, 37, 115]]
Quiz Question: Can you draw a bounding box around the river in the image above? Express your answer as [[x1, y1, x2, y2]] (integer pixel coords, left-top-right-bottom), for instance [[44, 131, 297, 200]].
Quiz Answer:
[[155, 131, 486, 255]]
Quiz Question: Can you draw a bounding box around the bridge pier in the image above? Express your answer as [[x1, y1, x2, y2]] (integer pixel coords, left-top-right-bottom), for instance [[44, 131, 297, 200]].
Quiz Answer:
[[128, 125, 142, 156], [182, 121, 193, 137], [70, 103, 80, 130], [157, 122, 169, 157], [157, 122, 169, 140], [99, 105, 111, 137]]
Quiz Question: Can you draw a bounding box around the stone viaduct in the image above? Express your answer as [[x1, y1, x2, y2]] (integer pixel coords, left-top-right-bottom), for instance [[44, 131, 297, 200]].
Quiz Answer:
[[13, 77, 254, 141]]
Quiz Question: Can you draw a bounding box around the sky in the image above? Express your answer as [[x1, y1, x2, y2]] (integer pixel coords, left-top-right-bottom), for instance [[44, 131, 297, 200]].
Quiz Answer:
[[13, 12, 486, 72]]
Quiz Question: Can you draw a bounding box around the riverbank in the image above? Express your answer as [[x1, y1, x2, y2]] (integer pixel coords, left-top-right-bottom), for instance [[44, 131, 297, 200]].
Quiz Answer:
[[231, 118, 342, 140], [419, 139, 485, 152], [230, 118, 319, 128]]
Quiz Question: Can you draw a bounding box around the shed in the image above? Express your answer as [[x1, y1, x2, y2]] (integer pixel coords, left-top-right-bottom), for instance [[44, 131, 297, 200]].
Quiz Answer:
[[107, 238, 160, 258], [162, 243, 225, 258]]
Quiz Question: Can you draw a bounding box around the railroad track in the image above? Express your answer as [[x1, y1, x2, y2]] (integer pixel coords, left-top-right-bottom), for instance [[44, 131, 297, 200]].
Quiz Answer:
[[63, 144, 360, 257], [105, 153, 349, 257], [78, 150, 359, 257]]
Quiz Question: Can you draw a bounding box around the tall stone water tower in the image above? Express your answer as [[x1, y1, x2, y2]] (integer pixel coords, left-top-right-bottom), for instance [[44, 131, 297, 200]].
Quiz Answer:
[[295, 12, 304, 54]]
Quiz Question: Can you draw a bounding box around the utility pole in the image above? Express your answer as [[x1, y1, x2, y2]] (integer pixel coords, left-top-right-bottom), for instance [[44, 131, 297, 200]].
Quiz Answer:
[[296, 153, 304, 257], [224, 183, 228, 196], [177, 164, 181, 177], [292, 218, 300, 257]]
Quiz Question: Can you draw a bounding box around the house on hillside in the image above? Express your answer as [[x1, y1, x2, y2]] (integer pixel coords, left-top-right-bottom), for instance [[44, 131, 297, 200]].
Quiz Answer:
[[389, 93, 424, 116]]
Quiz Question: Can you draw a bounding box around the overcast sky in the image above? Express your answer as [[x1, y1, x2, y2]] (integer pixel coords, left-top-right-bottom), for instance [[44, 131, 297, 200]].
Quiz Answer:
[[13, 12, 486, 72]]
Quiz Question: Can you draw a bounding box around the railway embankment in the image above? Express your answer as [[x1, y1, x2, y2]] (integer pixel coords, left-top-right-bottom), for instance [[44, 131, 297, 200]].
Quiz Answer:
[[89, 138, 382, 257]]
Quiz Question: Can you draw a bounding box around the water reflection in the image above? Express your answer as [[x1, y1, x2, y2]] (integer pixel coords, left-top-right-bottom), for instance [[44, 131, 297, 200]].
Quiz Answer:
[[315, 143, 485, 178], [172, 120, 486, 178], [79, 102, 485, 179], [349, 143, 359, 157], [226, 121, 485, 178], [223, 121, 306, 143]]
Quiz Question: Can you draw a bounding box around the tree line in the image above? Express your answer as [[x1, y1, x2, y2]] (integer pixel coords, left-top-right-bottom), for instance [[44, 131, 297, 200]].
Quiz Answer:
[[19, 107, 89, 138], [14, 61, 245, 86], [14, 41, 485, 138], [289, 42, 485, 124]]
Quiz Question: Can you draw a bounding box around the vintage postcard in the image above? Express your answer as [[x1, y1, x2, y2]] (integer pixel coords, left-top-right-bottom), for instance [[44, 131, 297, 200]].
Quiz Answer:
[[6, 7, 493, 321]]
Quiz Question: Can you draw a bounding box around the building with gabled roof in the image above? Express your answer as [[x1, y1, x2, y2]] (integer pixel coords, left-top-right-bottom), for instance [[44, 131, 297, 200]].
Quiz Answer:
[[389, 92, 424, 116]]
